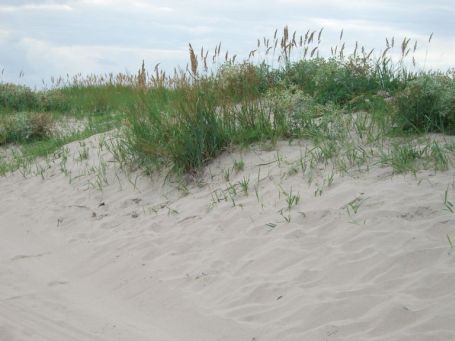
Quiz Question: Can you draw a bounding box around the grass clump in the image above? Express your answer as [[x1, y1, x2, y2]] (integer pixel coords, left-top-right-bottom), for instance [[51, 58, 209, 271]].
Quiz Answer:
[[125, 85, 228, 173], [380, 140, 451, 174]]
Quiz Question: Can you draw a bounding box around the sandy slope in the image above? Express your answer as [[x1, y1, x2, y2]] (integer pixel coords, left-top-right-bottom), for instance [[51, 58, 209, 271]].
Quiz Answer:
[[1, 133, 455, 341]]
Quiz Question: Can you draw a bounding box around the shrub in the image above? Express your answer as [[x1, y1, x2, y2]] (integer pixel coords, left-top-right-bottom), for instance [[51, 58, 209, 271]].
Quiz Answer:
[[28, 112, 54, 139], [394, 74, 455, 134], [37, 90, 70, 112], [283, 57, 404, 106], [265, 86, 339, 138], [0, 112, 54, 145], [0, 83, 40, 112], [266, 87, 312, 137]]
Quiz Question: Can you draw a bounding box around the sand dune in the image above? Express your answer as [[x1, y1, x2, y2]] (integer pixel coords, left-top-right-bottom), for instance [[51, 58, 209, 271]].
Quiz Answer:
[[1, 133, 455, 340]]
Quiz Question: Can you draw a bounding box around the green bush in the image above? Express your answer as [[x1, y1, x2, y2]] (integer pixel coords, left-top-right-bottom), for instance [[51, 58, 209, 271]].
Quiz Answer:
[[0, 83, 40, 112], [394, 74, 455, 134], [284, 59, 362, 104], [265, 86, 331, 137], [0, 112, 54, 145], [37, 90, 70, 112], [283, 58, 403, 106]]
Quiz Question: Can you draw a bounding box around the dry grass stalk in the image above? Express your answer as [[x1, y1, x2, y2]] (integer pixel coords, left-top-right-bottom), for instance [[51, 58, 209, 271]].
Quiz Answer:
[[203, 51, 209, 72], [310, 47, 318, 58], [189, 43, 198, 76], [137, 60, 146, 88], [282, 26, 289, 48], [308, 31, 315, 44]]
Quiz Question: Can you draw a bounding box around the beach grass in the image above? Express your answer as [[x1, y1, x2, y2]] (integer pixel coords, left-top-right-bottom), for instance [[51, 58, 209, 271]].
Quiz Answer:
[[1, 26, 454, 176]]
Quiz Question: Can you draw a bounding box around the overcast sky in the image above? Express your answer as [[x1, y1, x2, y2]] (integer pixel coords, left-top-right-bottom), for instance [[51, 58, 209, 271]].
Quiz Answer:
[[0, 0, 454, 88]]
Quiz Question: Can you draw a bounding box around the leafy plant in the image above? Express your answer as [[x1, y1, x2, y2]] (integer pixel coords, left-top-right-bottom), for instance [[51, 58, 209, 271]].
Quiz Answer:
[[394, 74, 455, 134]]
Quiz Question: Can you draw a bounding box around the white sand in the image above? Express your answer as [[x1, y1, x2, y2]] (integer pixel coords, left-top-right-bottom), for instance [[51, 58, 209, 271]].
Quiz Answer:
[[1, 133, 455, 341]]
